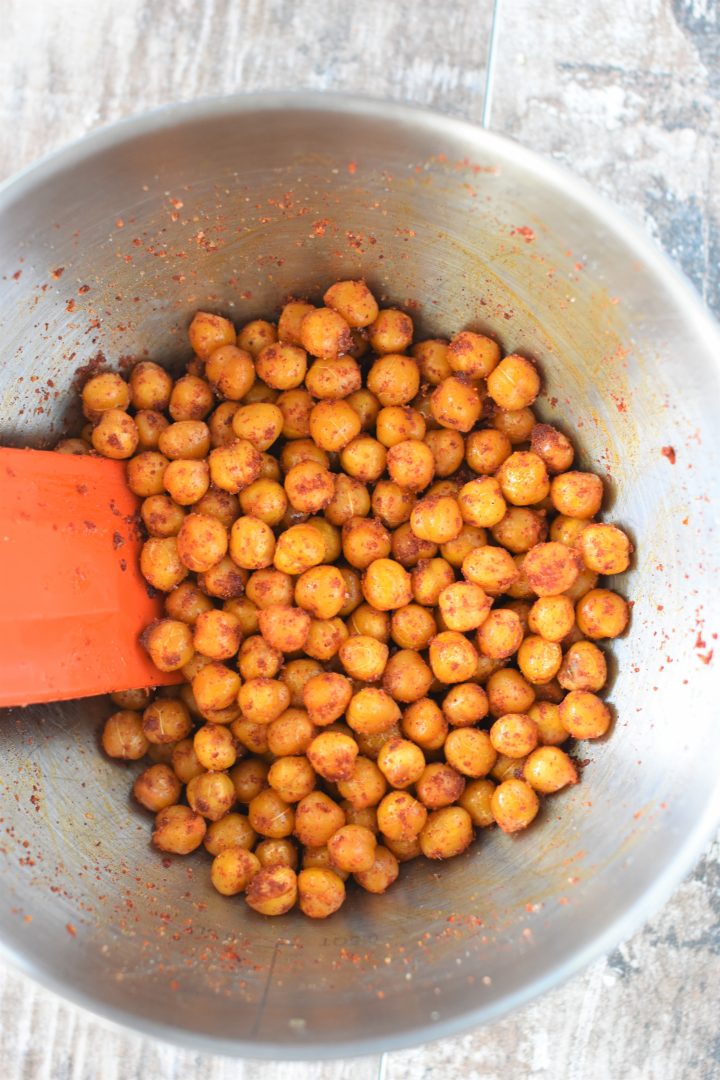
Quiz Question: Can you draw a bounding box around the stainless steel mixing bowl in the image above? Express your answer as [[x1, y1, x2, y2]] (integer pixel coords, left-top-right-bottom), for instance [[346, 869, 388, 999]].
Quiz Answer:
[[1, 94, 719, 1059]]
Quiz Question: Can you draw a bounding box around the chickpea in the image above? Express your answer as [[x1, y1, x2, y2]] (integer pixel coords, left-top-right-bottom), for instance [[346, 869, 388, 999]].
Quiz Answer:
[[419, 806, 473, 859], [579, 523, 632, 576], [459, 779, 496, 827], [323, 477, 369, 530], [528, 595, 575, 643], [548, 516, 588, 549], [247, 787, 295, 838], [474, 654, 506, 684], [173, 512, 228, 574], [344, 389, 379, 432], [265, 710, 313, 759], [447, 330, 501, 379], [255, 605, 309, 652], [352, 845, 399, 894], [526, 701, 566, 746], [473, 609, 520, 660], [208, 439, 263, 494], [290, 566, 344, 621], [563, 566, 599, 604], [486, 354, 540, 411], [210, 847, 261, 896], [207, 401, 240, 449], [527, 423, 573, 474], [523, 746, 577, 795], [265, 756, 315, 803], [429, 631, 478, 684], [575, 588, 629, 640], [386, 438, 435, 491], [277, 300, 315, 345], [367, 354, 420, 407], [158, 420, 211, 461], [131, 411, 168, 453], [428, 376, 481, 432], [81, 371, 131, 419], [188, 311, 236, 360], [383, 834, 422, 862], [327, 824, 376, 873], [254, 342, 307, 391], [221, 598, 258, 640], [390, 605, 436, 650], [412, 338, 451, 384], [491, 778, 539, 833], [340, 435, 387, 483], [456, 478, 504, 530], [305, 731, 357, 782], [192, 723, 237, 771], [338, 635, 388, 682], [347, 603, 391, 641], [294, 791, 346, 847], [305, 356, 362, 400], [198, 555, 247, 600], [377, 791, 427, 841], [522, 541, 581, 597], [163, 458, 211, 505], [303, 617, 348, 661], [301, 845, 348, 878], [423, 430, 464, 480], [398, 700, 445, 753], [416, 763, 466, 808], [375, 737, 425, 789], [436, 582, 490, 634], [275, 389, 312, 441], [558, 640, 607, 692], [491, 508, 546, 556], [152, 804, 207, 854], [516, 635, 561, 685], [168, 740, 203, 786], [245, 569, 293, 613], [245, 864, 298, 915], [228, 403, 283, 453], [195, 486, 240, 528], [440, 685, 487, 731], [138, 496, 184, 542], [129, 761, 181, 813], [192, 661, 241, 714], [376, 405, 426, 448], [110, 688, 153, 711], [371, 480, 415, 529], [296, 672, 349, 727], [309, 517, 343, 564], [102, 710, 149, 760], [125, 451, 168, 498], [486, 668, 536, 717], [235, 677, 288, 726], [323, 279, 379, 328], [368, 308, 413, 354], [290, 865, 346, 918], [462, 545, 518, 596], [391, 521, 437, 569], [186, 771, 236, 821], [91, 408, 138, 459], [409, 495, 463, 545], [490, 713, 539, 758], [347, 688, 401, 736], [551, 471, 604, 519], [299, 307, 352, 359], [336, 756, 387, 810], [273, 523, 325, 575], [225, 516, 273, 572], [230, 757, 269, 803], [255, 838, 299, 870], [410, 558, 454, 607], [203, 346, 254, 402], [168, 375, 214, 422], [362, 558, 412, 611], [495, 452, 548, 508], [141, 618, 193, 672], [202, 814, 256, 857]]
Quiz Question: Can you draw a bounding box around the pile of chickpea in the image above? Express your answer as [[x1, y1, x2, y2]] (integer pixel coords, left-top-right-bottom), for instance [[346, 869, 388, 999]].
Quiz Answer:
[[66, 279, 632, 919]]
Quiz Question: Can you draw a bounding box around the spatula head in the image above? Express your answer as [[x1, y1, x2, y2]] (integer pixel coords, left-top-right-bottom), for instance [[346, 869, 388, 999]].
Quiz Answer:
[[0, 448, 181, 706]]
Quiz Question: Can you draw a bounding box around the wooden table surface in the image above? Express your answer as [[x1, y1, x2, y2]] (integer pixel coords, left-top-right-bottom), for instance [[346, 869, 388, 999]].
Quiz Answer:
[[1, 1, 719, 1077]]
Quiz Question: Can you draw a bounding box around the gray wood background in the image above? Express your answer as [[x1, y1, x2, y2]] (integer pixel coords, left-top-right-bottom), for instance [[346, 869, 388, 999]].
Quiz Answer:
[[1, 1, 718, 1077]]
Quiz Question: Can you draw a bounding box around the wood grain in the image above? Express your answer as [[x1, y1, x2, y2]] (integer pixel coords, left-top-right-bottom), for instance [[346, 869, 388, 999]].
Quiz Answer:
[[1, 1, 718, 1077]]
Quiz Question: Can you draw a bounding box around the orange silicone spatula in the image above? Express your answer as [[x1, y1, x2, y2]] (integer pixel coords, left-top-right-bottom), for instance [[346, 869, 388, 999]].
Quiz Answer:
[[0, 447, 181, 707]]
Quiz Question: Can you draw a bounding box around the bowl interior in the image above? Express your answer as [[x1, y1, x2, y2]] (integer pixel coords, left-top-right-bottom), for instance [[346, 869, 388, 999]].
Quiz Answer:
[[1, 96, 719, 1057]]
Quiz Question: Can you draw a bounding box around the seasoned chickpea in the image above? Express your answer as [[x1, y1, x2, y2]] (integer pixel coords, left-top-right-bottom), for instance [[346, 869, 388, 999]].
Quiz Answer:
[[495, 451, 549, 507], [323, 477, 369, 529], [368, 308, 413, 354], [255, 605, 309, 652], [323, 279, 379, 328], [275, 389, 312, 440], [193, 723, 238, 771], [490, 713, 539, 757], [464, 430, 509, 476], [523, 541, 581, 597], [486, 668, 536, 717], [265, 707, 313, 757], [442, 682, 489, 728], [457, 477, 504, 529], [429, 376, 482, 432], [340, 435, 386, 482], [302, 845, 349, 878], [429, 631, 478, 684], [411, 558, 455, 606], [491, 507, 547, 555], [206, 401, 239, 448], [575, 588, 629, 640], [412, 338, 451, 384], [245, 864, 298, 915], [300, 307, 352, 359], [443, 728, 495, 782], [345, 388, 380, 431], [169, 375, 214, 422], [134, 410, 169, 451], [278, 300, 315, 345], [390, 605, 436, 650], [254, 341, 307, 390], [416, 763, 466, 808], [459, 778, 496, 827], [203, 813, 257, 856], [424, 428, 465, 478], [294, 791, 346, 847], [195, 486, 240, 528], [266, 756, 316, 803], [347, 688, 401, 736], [163, 458, 211, 505], [419, 806, 473, 859], [307, 517, 342, 565], [367, 354, 420, 407], [326, 824, 376, 874], [551, 471, 604, 519], [247, 787, 295, 838], [174, 512, 228, 574], [462, 545, 518, 595], [152, 804, 207, 854], [281, 461, 333, 516], [386, 438, 435, 491], [225, 517, 273, 573], [384, 834, 422, 862], [518, 635, 562, 685], [475, 609, 522, 660], [128, 361, 172, 412], [102, 710, 149, 760], [190, 662, 240, 715], [486, 354, 540, 410], [235, 676, 288, 725], [272, 523, 325, 576], [211, 847, 261, 896], [530, 423, 574, 473], [523, 746, 577, 794], [204, 345, 254, 402], [54, 435, 91, 454], [376, 405, 426, 448], [188, 311, 236, 360], [167, 740, 203, 786], [230, 757, 269, 803], [399, 699, 446, 751], [158, 420, 211, 461], [294, 866, 346, 918], [558, 640, 607, 692], [305, 355, 362, 400], [303, 617, 348, 661], [237, 319, 277, 357], [371, 480, 415, 530], [563, 566, 599, 604], [208, 438, 263, 494], [362, 558, 412, 611], [353, 846, 399, 894], [110, 688, 153, 712], [306, 731, 358, 782], [186, 771, 236, 821], [338, 635, 388, 682], [377, 791, 427, 841], [140, 499, 186, 548], [347, 602, 390, 641], [391, 521, 437, 569], [142, 618, 194, 672], [229, 403, 283, 452], [300, 671, 350, 725], [336, 756, 388, 809], [527, 701, 567, 746], [255, 838, 299, 870], [491, 778, 539, 833], [376, 737, 426, 788], [409, 495, 463, 545], [437, 582, 491, 634], [125, 451, 169, 498], [528, 595, 575, 642], [579, 523, 632, 575], [82, 371, 131, 419], [91, 409, 139, 459], [447, 330, 500, 379], [198, 555, 248, 599]]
